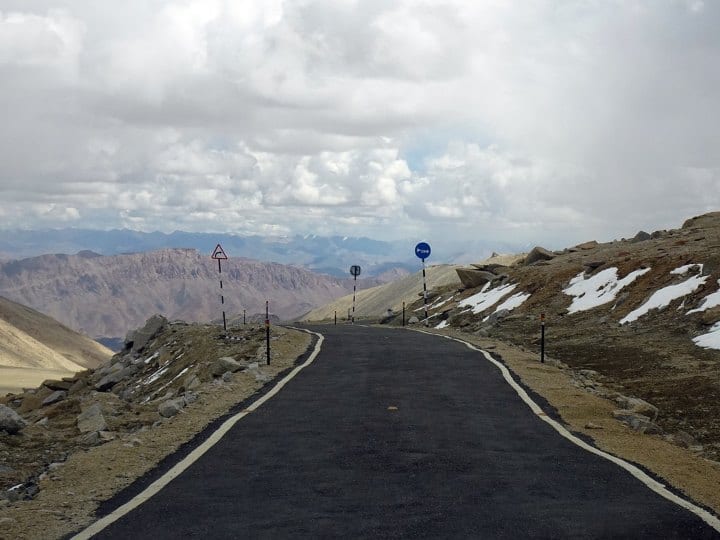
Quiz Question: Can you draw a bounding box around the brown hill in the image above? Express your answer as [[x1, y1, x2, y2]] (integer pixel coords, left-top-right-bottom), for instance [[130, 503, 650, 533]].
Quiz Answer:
[[0, 249, 379, 340], [0, 297, 112, 395]]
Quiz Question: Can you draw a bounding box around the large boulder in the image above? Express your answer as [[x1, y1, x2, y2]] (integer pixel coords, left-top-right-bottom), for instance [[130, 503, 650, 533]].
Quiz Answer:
[[524, 246, 556, 265], [77, 403, 107, 433], [158, 398, 185, 418], [615, 396, 659, 421], [125, 314, 168, 353], [0, 404, 27, 434], [456, 268, 496, 288], [211, 357, 246, 378]]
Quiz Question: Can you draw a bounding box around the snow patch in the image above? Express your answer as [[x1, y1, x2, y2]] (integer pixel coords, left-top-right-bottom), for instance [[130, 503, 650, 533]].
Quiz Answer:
[[435, 320, 448, 329], [143, 351, 160, 365], [687, 279, 720, 314], [693, 322, 720, 350], [458, 283, 517, 315], [563, 267, 650, 314], [670, 263, 703, 275], [621, 272, 709, 324]]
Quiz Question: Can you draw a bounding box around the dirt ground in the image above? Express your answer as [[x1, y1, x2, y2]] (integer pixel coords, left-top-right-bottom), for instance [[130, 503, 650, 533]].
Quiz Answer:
[[0, 326, 311, 540]]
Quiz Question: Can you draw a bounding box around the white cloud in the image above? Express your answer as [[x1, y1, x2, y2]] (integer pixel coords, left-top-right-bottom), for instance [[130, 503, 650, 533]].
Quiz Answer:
[[1, 1, 720, 249]]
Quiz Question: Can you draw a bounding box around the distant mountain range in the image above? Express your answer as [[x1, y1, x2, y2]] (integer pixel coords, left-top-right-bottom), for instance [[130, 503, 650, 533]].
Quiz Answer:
[[0, 228, 522, 276], [0, 249, 386, 342]]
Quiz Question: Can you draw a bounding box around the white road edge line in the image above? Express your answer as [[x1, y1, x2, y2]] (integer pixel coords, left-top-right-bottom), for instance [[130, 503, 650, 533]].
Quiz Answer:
[[417, 330, 720, 533], [72, 328, 324, 540]]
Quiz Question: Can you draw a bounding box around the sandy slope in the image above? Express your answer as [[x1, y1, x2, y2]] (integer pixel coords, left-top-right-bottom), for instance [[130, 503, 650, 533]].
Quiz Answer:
[[302, 264, 462, 321], [0, 296, 113, 395]]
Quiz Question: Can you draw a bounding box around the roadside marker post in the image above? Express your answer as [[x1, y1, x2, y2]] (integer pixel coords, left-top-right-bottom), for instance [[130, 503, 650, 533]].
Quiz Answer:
[[540, 313, 546, 363], [243, 309, 246, 325], [414, 242, 431, 324], [211, 244, 229, 331], [350, 265, 361, 324], [402, 302, 405, 326], [265, 301, 271, 365], [334, 311, 337, 325]]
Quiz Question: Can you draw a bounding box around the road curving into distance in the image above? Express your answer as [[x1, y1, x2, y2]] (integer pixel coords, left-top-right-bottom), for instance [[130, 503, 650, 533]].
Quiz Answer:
[[75, 324, 720, 539]]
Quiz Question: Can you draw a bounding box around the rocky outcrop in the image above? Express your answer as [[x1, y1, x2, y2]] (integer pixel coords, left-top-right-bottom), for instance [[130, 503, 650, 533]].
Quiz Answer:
[[0, 404, 27, 434], [125, 314, 168, 353], [77, 403, 107, 433], [523, 246, 555, 265]]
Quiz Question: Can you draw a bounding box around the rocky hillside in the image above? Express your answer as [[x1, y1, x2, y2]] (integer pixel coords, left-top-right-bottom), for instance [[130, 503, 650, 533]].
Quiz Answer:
[[0, 249, 383, 341], [0, 315, 311, 538], [324, 212, 720, 462], [0, 297, 112, 396]]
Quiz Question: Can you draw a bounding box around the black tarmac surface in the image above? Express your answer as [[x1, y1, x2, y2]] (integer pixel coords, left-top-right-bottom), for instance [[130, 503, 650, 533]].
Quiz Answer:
[[90, 325, 719, 539]]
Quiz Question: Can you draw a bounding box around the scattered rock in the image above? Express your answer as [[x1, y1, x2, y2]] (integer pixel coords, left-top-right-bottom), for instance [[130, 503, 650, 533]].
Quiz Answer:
[[77, 403, 107, 433], [615, 396, 659, 421], [158, 398, 185, 418], [41, 390, 67, 407], [408, 316, 419, 325], [524, 246, 555, 265], [184, 375, 201, 391], [574, 240, 599, 250], [42, 379, 73, 392], [585, 422, 603, 430], [211, 357, 245, 377], [125, 314, 168, 353], [612, 410, 662, 434], [0, 404, 27, 434], [221, 371, 234, 383]]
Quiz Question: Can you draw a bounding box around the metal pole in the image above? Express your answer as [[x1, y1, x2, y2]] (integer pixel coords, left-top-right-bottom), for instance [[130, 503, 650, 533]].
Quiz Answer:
[[334, 311, 337, 325], [422, 258, 428, 323], [218, 259, 226, 331], [402, 302, 405, 326], [352, 275, 357, 324], [243, 309, 246, 325], [266, 301, 270, 366], [540, 313, 545, 363]]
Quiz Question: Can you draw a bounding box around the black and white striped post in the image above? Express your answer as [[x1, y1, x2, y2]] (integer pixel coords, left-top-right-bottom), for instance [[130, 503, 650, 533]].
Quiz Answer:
[[350, 265, 361, 324], [211, 244, 229, 331], [414, 242, 431, 325], [265, 300, 270, 365], [540, 313, 546, 364]]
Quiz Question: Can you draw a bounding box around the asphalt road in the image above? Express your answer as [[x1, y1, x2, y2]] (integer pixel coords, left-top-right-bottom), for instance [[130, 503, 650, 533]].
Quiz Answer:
[[85, 325, 719, 539]]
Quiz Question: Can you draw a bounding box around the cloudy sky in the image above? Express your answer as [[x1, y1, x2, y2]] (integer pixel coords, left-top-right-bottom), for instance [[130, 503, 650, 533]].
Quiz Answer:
[[1, 0, 719, 249]]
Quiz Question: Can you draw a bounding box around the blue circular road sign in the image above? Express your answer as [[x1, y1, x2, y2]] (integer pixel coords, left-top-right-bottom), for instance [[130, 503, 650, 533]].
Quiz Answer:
[[415, 242, 431, 260]]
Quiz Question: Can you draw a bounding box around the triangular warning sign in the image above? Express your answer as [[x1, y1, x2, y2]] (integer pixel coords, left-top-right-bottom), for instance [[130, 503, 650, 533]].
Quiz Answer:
[[211, 244, 228, 260]]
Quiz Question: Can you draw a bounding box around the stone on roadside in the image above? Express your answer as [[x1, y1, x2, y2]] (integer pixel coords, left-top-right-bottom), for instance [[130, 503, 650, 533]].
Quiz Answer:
[[408, 316, 419, 325], [0, 404, 27, 434], [158, 398, 185, 418], [612, 410, 662, 434], [211, 357, 245, 378], [615, 396, 659, 421], [184, 374, 201, 391], [77, 403, 107, 433]]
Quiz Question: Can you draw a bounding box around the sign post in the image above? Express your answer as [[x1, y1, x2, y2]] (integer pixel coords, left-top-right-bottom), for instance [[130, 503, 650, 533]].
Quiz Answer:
[[414, 242, 431, 323], [540, 313, 546, 364], [211, 244, 229, 331], [402, 301, 406, 327], [349, 265, 361, 324], [266, 301, 271, 365]]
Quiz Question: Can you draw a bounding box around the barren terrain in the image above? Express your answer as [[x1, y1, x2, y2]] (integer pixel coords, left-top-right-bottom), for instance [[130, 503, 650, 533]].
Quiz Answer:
[[0, 321, 311, 539]]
